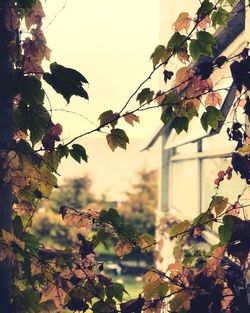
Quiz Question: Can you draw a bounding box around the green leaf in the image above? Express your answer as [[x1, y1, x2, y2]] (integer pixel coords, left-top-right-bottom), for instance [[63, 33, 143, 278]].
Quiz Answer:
[[98, 110, 118, 128], [92, 301, 111, 313], [13, 74, 45, 107], [70, 144, 88, 163], [23, 232, 40, 256], [144, 279, 168, 300], [190, 31, 216, 60], [150, 45, 170, 66], [197, 0, 214, 17], [112, 283, 125, 301], [106, 128, 129, 151], [57, 144, 69, 158], [162, 91, 181, 107], [226, 0, 237, 5], [212, 7, 230, 27], [171, 116, 189, 134], [181, 104, 199, 121], [209, 196, 228, 216], [169, 220, 191, 237], [167, 32, 187, 52], [15, 102, 52, 146], [197, 31, 216, 53], [193, 211, 214, 229], [219, 217, 234, 244], [201, 106, 225, 131], [43, 62, 88, 103], [161, 106, 175, 124], [136, 88, 154, 105], [100, 208, 123, 227]]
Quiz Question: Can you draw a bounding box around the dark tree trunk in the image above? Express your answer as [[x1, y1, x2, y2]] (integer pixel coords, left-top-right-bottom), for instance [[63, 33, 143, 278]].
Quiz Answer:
[[0, 3, 14, 312]]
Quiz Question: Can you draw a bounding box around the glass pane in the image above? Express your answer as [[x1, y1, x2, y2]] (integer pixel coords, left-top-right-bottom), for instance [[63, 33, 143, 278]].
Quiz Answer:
[[170, 160, 199, 219], [202, 157, 246, 211]]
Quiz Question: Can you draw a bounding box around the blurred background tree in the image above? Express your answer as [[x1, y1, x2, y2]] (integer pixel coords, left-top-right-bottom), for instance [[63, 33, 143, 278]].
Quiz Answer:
[[118, 167, 158, 236], [32, 174, 98, 247], [49, 175, 96, 210]]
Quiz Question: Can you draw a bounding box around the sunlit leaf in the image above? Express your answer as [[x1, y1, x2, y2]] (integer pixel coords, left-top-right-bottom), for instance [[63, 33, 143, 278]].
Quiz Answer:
[[106, 128, 129, 151]]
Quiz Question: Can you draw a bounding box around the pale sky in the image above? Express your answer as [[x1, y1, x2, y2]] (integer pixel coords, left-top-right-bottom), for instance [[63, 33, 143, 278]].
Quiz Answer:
[[42, 0, 161, 140]]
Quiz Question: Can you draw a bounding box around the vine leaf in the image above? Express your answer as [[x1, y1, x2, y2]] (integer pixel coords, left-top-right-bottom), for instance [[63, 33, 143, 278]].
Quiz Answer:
[[173, 12, 191, 33], [190, 31, 216, 60], [124, 113, 140, 126], [69, 144, 88, 163], [138, 233, 155, 251], [169, 220, 191, 237], [201, 106, 224, 131], [114, 240, 132, 258], [171, 116, 189, 134], [150, 45, 171, 67], [40, 283, 67, 309], [106, 128, 129, 151], [169, 289, 192, 311], [209, 196, 228, 216], [98, 110, 119, 128], [197, 0, 214, 18], [136, 88, 154, 105], [211, 7, 230, 27], [204, 91, 222, 107], [143, 278, 168, 300], [43, 62, 88, 103], [167, 32, 187, 53], [2, 229, 25, 250]]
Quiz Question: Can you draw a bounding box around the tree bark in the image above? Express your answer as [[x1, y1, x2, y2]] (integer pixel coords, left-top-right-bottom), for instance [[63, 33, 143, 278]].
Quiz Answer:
[[0, 2, 14, 312]]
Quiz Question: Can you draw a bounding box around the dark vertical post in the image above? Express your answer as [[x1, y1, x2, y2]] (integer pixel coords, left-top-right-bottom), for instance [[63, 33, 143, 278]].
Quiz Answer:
[[0, 2, 14, 312]]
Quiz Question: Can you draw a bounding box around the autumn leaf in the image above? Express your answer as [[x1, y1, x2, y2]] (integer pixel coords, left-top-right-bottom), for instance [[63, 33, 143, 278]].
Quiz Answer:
[[177, 48, 190, 64], [175, 67, 190, 92], [143, 278, 168, 300], [169, 289, 192, 311], [124, 113, 140, 126], [205, 91, 222, 107], [209, 196, 228, 216], [106, 128, 129, 151], [136, 88, 155, 105], [98, 110, 119, 128], [173, 12, 191, 33], [40, 283, 67, 309], [114, 240, 132, 258], [169, 220, 191, 237], [198, 15, 211, 29], [143, 271, 160, 283], [2, 229, 25, 250], [138, 233, 155, 251]]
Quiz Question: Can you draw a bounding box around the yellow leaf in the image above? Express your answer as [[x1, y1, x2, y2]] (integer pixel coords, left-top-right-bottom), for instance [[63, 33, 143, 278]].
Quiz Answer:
[[2, 230, 25, 250], [138, 233, 155, 251], [143, 278, 168, 300], [173, 12, 191, 33], [143, 271, 160, 283], [114, 240, 132, 258], [238, 145, 250, 155]]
